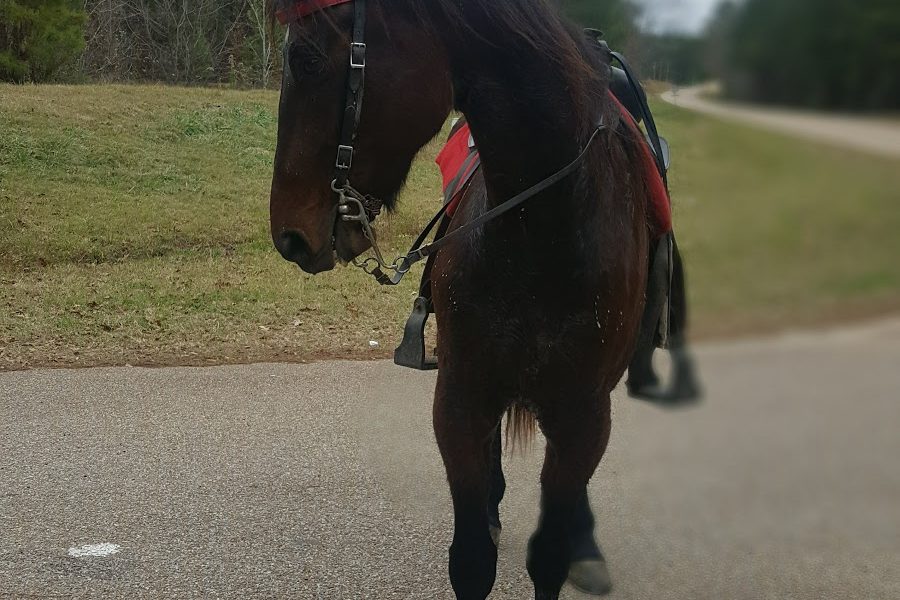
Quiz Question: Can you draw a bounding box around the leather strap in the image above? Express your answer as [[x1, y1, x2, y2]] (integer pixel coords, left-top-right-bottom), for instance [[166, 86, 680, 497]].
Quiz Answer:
[[333, 0, 367, 189], [393, 122, 607, 273], [610, 50, 668, 186]]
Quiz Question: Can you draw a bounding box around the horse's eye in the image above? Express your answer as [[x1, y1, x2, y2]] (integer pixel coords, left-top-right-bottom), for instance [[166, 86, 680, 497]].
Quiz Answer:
[[303, 56, 326, 76], [289, 45, 328, 80]]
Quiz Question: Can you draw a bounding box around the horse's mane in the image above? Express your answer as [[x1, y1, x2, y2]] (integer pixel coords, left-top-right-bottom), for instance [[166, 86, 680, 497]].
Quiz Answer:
[[272, 0, 605, 125], [273, 0, 594, 82], [398, 0, 601, 110]]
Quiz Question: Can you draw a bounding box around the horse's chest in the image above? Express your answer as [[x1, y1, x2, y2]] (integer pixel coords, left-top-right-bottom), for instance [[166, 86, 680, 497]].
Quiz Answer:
[[449, 285, 599, 352]]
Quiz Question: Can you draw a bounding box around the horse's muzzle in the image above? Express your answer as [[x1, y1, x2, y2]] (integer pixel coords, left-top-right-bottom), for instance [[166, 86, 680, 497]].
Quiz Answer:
[[274, 229, 336, 274]]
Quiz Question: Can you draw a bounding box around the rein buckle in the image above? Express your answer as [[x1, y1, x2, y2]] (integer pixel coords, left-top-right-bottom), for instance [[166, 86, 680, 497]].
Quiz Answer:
[[335, 145, 354, 170], [350, 42, 367, 69]]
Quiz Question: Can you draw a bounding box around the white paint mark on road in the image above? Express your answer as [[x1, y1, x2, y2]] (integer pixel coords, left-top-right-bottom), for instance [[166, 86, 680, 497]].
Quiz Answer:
[[67, 543, 121, 558]]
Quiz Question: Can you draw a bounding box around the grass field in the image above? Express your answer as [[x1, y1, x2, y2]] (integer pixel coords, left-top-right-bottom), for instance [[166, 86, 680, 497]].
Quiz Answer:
[[2, 84, 900, 370]]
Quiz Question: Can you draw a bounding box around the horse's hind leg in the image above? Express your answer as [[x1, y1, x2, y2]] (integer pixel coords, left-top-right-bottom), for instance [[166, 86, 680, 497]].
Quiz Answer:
[[527, 394, 612, 599], [434, 373, 504, 600]]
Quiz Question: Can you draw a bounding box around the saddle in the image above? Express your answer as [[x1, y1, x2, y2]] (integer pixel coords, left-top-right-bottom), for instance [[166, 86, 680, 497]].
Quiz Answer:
[[395, 40, 675, 371]]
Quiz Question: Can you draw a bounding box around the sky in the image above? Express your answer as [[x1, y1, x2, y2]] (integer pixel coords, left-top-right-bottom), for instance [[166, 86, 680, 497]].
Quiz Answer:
[[633, 0, 722, 34]]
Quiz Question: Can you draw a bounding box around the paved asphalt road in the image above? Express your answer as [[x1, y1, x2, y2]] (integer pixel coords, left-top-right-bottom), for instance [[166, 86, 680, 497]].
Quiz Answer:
[[2, 319, 899, 599], [662, 84, 900, 159]]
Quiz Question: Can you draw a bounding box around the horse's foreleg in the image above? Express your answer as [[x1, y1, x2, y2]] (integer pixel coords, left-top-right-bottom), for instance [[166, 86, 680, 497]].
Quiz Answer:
[[488, 423, 506, 547], [434, 376, 502, 600], [566, 489, 613, 596], [527, 395, 612, 600]]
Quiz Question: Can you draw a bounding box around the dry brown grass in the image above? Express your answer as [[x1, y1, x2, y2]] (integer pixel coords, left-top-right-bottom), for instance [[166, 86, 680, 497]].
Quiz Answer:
[[2, 84, 899, 370]]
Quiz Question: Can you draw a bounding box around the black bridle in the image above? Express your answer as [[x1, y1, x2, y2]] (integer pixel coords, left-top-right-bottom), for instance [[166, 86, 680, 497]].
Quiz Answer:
[[285, 0, 605, 286], [331, 0, 368, 196], [328, 0, 387, 224], [279, 0, 370, 205]]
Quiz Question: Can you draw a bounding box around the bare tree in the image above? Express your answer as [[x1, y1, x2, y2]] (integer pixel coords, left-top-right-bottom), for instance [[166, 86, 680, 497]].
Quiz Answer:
[[247, 0, 275, 87], [80, 0, 259, 85]]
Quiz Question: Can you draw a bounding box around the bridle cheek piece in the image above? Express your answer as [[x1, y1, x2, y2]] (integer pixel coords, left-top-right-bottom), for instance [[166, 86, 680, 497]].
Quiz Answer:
[[280, 0, 606, 286], [281, 0, 397, 277]]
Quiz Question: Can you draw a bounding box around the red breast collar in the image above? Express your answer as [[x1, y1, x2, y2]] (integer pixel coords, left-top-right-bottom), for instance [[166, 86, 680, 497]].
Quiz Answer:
[[276, 0, 354, 23]]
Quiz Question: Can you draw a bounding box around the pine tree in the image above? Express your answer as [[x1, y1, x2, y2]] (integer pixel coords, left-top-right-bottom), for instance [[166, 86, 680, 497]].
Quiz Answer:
[[723, 0, 900, 110], [0, 0, 85, 83]]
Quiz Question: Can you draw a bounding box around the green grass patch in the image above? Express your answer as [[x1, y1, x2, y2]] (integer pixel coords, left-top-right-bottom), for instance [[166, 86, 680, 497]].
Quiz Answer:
[[1, 83, 899, 369], [653, 100, 900, 333]]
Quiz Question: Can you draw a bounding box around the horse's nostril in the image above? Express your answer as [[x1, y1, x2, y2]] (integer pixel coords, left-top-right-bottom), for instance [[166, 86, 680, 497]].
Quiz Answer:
[[275, 230, 311, 265], [274, 229, 336, 273]]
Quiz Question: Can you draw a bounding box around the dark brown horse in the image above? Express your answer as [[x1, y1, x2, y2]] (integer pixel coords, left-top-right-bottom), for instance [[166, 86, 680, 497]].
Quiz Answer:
[[269, 1, 661, 598]]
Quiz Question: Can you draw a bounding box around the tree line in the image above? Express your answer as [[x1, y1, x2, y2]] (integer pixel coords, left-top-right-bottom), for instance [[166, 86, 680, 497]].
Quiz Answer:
[[6, 0, 645, 86], [568, 0, 899, 111], [710, 0, 899, 111], [2, 0, 898, 111], [1, 0, 85, 82], [1, 0, 279, 86]]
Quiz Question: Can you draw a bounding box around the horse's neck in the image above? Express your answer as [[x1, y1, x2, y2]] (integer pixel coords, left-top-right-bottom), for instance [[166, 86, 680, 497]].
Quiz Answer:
[[434, 22, 596, 212], [458, 71, 591, 205]]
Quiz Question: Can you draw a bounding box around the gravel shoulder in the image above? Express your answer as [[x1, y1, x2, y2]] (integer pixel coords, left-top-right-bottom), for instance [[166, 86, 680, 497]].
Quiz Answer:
[[662, 84, 900, 159]]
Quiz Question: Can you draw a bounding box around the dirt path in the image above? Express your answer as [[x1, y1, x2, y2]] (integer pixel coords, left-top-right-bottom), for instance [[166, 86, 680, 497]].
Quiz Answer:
[[662, 84, 900, 159]]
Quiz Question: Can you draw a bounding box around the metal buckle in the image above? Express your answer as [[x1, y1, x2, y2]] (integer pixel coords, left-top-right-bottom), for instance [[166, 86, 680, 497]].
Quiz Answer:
[[335, 145, 354, 170], [350, 42, 367, 69]]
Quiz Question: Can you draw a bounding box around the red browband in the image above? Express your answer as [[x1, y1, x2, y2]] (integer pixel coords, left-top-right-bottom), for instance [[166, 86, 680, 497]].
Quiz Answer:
[[276, 0, 354, 24]]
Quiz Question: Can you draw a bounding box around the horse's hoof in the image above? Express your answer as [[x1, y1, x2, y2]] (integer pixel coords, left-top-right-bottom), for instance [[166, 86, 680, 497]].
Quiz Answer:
[[489, 524, 501, 548], [567, 558, 613, 596]]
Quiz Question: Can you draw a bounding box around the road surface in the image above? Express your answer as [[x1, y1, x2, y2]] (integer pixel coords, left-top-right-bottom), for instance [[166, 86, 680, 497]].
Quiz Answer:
[[662, 84, 900, 159], [2, 319, 899, 599]]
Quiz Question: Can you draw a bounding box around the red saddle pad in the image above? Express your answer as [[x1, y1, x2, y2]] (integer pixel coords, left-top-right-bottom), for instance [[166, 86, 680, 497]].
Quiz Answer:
[[435, 98, 672, 237]]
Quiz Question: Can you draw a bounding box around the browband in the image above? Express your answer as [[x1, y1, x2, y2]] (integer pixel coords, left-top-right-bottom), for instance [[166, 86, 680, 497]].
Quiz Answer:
[[276, 0, 354, 23]]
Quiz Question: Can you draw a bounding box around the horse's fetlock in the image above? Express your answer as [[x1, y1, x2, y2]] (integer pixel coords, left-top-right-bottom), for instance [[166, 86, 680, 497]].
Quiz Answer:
[[449, 532, 498, 600]]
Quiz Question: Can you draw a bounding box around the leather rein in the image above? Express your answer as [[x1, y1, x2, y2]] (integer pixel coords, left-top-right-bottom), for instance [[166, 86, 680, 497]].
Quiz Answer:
[[279, 0, 606, 286]]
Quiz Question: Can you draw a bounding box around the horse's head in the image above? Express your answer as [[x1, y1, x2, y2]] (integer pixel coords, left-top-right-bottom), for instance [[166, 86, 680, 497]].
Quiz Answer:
[[270, 0, 452, 273]]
